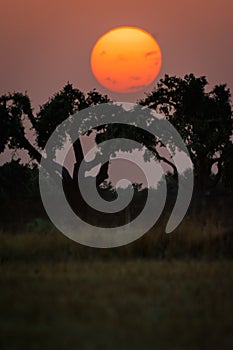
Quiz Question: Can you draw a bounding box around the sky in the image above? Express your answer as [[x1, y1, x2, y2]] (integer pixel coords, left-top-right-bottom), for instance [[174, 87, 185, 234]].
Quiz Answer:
[[0, 0, 232, 184], [1, 0, 233, 109]]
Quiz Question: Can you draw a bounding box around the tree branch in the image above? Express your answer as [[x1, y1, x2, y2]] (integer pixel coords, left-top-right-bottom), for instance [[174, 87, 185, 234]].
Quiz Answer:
[[21, 135, 73, 185], [148, 144, 178, 178], [96, 161, 110, 187], [26, 109, 38, 130]]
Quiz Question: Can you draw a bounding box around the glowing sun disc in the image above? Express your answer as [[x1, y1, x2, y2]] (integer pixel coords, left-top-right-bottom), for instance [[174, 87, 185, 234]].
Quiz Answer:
[[91, 26, 162, 93]]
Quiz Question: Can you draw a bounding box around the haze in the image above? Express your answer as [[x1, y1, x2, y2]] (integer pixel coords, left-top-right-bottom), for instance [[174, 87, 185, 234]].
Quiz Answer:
[[0, 0, 232, 108]]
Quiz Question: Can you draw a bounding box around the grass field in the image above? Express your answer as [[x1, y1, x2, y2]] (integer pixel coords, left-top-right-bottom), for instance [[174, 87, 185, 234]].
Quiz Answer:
[[0, 233, 233, 350]]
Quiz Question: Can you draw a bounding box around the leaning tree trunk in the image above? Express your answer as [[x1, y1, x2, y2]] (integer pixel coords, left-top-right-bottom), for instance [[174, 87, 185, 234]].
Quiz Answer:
[[62, 137, 112, 225]]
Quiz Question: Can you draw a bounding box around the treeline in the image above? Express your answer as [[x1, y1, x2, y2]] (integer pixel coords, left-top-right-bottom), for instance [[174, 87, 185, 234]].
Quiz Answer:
[[0, 73, 233, 237], [0, 160, 44, 230], [0, 159, 233, 234]]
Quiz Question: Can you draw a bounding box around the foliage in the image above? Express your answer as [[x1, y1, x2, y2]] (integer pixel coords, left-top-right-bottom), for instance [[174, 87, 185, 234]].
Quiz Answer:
[[0, 160, 38, 202], [139, 74, 233, 192], [0, 160, 43, 230], [0, 75, 232, 228], [26, 217, 56, 234], [0, 84, 110, 160]]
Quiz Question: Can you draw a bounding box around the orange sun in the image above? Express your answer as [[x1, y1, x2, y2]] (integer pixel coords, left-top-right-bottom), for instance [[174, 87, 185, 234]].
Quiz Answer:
[[91, 26, 162, 93]]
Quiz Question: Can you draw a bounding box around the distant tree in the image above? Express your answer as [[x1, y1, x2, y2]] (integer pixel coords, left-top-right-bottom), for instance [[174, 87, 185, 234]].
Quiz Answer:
[[222, 142, 233, 191], [0, 160, 38, 202], [139, 74, 233, 193], [0, 160, 40, 229]]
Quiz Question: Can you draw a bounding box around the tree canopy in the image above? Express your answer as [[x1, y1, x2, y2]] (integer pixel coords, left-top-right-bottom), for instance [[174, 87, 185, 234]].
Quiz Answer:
[[139, 74, 233, 192], [0, 74, 232, 203]]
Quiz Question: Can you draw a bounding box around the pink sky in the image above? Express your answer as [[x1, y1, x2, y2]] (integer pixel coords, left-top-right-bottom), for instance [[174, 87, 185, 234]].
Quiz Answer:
[[1, 0, 233, 108]]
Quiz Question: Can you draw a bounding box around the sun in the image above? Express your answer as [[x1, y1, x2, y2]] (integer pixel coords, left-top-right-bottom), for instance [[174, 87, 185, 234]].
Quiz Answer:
[[90, 26, 162, 94]]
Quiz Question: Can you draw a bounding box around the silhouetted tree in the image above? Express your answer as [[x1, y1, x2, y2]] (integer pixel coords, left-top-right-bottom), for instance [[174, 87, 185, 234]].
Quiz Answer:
[[139, 74, 233, 193], [0, 75, 232, 228], [0, 85, 113, 221]]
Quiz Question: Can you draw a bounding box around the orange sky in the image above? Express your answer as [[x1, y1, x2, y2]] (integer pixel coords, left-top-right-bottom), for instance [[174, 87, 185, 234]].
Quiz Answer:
[[0, 0, 233, 108]]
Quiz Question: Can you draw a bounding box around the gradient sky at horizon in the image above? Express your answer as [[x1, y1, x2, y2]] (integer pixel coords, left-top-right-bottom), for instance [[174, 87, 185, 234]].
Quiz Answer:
[[1, 0, 233, 109]]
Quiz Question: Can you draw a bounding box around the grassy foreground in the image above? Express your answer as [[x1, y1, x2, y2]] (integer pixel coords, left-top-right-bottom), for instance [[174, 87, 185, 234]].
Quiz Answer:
[[0, 234, 233, 350]]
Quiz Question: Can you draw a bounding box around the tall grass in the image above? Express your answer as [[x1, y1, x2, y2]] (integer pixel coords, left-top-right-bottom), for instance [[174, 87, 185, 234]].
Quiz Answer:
[[0, 212, 232, 262]]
